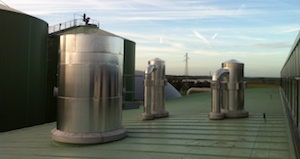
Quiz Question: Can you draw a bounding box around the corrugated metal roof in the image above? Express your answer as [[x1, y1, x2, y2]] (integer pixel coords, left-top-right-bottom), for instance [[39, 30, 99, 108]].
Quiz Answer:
[[0, 88, 296, 158]]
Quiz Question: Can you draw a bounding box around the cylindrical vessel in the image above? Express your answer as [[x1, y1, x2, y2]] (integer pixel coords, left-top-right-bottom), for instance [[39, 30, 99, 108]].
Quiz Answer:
[[0, 4, 48, 132], [221, 77, 229, 113], [142, 65, 155, 120], [222, 59, 248, 118], [211, 82, 220, 113], [51, 33, 126, 144], [209, 81, 224, 119], [209, 68, 228, 119], [149, 58, 169, 118], [123, 40, 136, 101]]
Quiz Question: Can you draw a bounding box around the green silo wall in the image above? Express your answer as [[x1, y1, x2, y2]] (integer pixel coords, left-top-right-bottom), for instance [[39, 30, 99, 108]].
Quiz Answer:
[[123, 39, 136, 101], [0, 9, 48, 132]]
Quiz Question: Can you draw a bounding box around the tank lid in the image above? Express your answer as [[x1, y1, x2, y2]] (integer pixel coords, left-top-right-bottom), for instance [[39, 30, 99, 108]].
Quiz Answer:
[[222, 59, 243, 64], [149, 58, 165, 62]]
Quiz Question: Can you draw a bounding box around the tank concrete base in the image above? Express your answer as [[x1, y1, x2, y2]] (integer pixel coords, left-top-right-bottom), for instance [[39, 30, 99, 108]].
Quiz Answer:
[[152, 111, 169, 118], [224, 110, 249, 118], [51, 127, 127, 144], [142, 113, 154, 120], [221, 109, 229, 114], [209, 112, 224, 120]]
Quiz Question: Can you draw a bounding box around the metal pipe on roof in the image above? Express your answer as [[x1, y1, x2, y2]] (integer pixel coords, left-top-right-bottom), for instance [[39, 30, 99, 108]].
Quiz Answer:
[[149, 58, 169, 118], [220, 72, 229, 114], [186, 87, 211, 95], [142, 65, 156, 120], [209, 59, 249, 119], [142, 58, 169, 120], [209, 68, 229, 120], [221, 59, 248, 118]]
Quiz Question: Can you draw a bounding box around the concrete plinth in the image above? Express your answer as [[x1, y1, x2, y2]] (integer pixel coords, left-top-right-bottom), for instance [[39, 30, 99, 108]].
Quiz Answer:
[[51, 127, 127, 144], [152, 111, 169, 118], [224, 110, 249, 118], [142, 113, 154, 120], [209, 112, 225, 120]]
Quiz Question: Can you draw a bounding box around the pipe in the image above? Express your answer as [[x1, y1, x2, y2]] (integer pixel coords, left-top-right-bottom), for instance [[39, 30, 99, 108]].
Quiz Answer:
[[220, 72, 229, 114], [186, 87, 211, 95], [209, 68, 229, 120], [142, 65, 156, 120]]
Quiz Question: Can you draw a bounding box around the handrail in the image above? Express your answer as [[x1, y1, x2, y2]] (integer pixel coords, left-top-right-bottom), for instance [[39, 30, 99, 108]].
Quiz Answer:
[[48, 19, 99, 34]]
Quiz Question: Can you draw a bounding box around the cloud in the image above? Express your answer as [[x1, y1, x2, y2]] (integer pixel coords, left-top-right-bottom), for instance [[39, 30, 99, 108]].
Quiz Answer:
[[193, 31, 219, 47], [232, 35, 266, 41], [281, 27, 300, 33], [160, 36, 163, 44], [192, 31, 210, 46], [210, 33, 218, 40], [254, 42, 291, 49], [7, 0, 269, 24], [6, 0, 299, 77], [235, 4, 246, 15]]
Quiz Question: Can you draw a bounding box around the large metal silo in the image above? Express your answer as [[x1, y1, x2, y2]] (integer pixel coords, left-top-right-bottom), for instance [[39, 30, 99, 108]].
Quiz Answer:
[[51, 33, 126, 144]]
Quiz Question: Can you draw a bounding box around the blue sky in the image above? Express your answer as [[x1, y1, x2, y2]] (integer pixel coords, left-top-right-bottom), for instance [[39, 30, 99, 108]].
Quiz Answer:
[[4, 0, 300, 77]]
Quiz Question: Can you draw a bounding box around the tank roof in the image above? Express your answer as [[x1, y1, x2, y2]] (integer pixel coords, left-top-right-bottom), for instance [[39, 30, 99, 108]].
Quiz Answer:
[[51, 25, 137, 43], [222, 59, 243, 64], [149, 57, 165, 62], [0, 4, 47, 24], [0, 4, 24, 14], [58, 25, 119, 37]]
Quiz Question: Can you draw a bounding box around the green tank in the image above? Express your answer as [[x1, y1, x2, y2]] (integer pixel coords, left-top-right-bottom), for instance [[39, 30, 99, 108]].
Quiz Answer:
[[0, 4, 48, 132], [123, 39, 136, 102]]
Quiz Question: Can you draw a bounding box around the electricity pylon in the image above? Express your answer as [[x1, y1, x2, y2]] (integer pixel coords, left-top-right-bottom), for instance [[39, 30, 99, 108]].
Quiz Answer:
[[184, 52, 189, 76]]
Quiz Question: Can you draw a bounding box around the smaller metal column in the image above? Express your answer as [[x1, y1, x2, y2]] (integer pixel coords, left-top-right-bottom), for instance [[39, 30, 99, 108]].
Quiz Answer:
[[221, 76, 229, 114], [209, 68, 229, 120], [142, 65, 155, 120], [142, 58, 169, 120], [150, 58, 169, 118]]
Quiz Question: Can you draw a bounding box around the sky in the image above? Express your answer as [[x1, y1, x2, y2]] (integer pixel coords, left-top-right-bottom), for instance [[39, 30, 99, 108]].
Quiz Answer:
[[3, 0, 300, 77]]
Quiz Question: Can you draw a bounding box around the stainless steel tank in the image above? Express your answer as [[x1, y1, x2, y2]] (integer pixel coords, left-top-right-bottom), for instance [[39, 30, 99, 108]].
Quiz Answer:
[[221, 59, 248, 118], [142, 58, 169, 119], [150, 58, 169, 118], [51, 33, 126, 144]]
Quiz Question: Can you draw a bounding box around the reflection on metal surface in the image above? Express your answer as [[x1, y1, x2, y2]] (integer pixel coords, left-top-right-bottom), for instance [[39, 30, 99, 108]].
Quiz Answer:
[[186, 87, 211, 95], [51, 33, 126, 144], [222, 59, 248, 118], [209, 59, 248, 120], [142, 58, 169, 120], [209, 68, 229, 120], [142, 65, 155, 120]]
